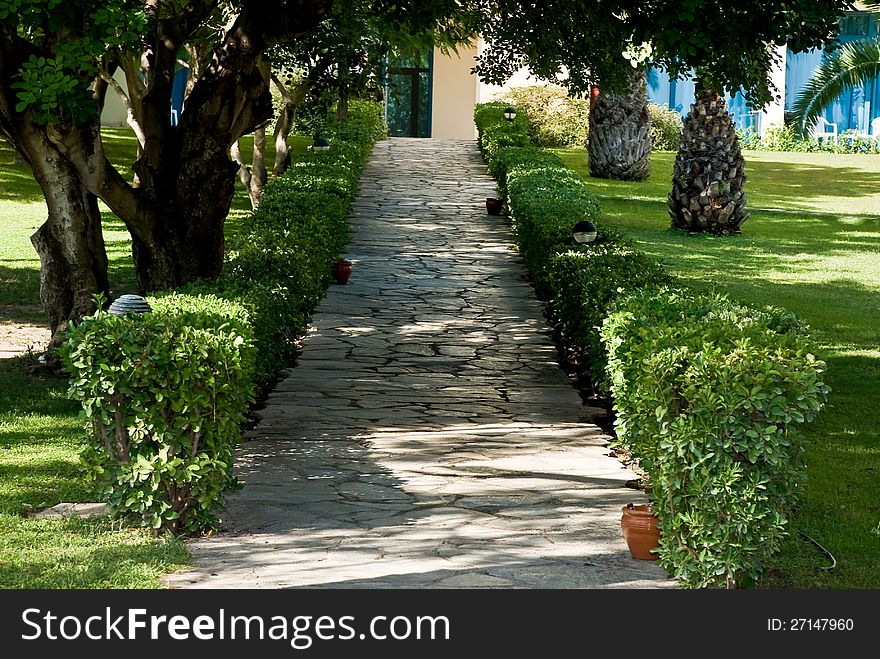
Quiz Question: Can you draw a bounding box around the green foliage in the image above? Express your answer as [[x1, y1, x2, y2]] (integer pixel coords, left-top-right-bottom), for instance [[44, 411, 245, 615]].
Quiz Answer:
[[790, 38, 880, 132], [547, 245, 671, 388], [59, 102, 386, 535], [59, 295, 257, 535], [473, 101, 532, 160], [2, 0, 147, 123], [505, 166, 603, 293], [502, 85, 591, 147], [474, 1, 849, 108], [647, 102, 683, 151], [601, 287, 830, 588], [487, 146, 564, 197], [737, 124, 880, 154]]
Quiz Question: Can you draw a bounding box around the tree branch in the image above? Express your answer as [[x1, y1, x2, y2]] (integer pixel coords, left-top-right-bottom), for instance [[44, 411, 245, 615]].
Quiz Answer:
[[98, 69, 147, 148]]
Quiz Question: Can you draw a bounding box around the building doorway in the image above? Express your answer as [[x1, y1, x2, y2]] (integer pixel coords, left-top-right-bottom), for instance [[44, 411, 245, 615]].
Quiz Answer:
[[385, 50, 433, 137]]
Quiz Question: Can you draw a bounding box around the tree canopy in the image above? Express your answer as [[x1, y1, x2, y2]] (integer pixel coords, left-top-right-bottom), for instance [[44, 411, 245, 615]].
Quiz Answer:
[[474, 0, 854, 107]]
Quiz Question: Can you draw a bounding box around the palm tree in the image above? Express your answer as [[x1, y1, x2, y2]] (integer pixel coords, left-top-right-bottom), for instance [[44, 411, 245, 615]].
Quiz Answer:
[[790, 39, 880, 132], [588, 67, 651, 181], [668, 87, 749, 234]]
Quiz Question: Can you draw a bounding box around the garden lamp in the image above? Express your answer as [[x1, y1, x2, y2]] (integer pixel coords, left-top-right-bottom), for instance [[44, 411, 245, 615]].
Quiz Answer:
[[107, 294, 152, 315], [572, 220, 598, 244], [503, 106, 517, 122]]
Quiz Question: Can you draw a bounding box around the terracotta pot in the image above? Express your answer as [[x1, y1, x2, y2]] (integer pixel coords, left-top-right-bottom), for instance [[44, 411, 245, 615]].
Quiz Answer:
[[620, 503, 661, 560], [331, 259, 352, 285], [486, 197, 504, 215]]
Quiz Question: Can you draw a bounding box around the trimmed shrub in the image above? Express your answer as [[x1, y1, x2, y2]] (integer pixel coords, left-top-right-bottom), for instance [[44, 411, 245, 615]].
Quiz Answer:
[[488, 146, 564, 198], [473, 101, 531, 162], [60, 296, 256, 534], [505, 166, 603, 293], [62, 100, 387, 534], [647, 102, 683, 151], [601, 287, 830, 588], [547, 245, 671, 387], [502, 85, 591, 147]]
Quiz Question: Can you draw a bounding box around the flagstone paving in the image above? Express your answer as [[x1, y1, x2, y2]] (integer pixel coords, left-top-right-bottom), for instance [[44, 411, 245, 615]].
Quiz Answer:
[[163, 138, 676, 589]]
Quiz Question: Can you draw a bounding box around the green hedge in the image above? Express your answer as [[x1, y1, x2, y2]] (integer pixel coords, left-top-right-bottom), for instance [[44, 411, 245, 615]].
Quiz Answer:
[[505, 167, 604, 294], [601, 288, 830, 588], [60, 295, 256, 534], [502, 85, 591, 148], [647, 103, 683, 151], [738, 123, 880, 154], [476, 100, 831, 588], [62, 100, 387, 534], [547, 245, 671, 388], [487, 146, 564, 198]]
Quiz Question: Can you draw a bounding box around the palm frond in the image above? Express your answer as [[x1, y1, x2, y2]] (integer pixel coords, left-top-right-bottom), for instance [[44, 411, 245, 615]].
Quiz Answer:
[[791, 39, 880, 133]]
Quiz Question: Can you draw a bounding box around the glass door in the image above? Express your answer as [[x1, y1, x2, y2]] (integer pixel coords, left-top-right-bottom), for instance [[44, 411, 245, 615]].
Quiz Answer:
[[385, 50, 433, 137]]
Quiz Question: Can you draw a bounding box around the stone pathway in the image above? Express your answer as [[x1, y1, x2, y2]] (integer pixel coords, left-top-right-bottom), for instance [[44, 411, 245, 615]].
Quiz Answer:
[[164, 138, 676, 589]]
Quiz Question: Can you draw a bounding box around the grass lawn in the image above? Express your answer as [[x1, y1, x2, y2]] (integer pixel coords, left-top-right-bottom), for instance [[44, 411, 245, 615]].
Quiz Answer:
[[555, 148, 880, 588], [0, 128, 309, 588]]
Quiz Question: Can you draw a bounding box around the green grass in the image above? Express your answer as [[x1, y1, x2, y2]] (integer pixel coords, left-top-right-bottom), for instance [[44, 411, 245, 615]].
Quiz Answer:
[[0, 126, 309, 589], [556, 148, 880, 588]]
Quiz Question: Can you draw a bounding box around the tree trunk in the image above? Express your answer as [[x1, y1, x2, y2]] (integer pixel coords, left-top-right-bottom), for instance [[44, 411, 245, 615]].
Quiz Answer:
[[668, 90, 749, 234], [231, 127, 268, 209], [588, 67, 651, 181], [271, 73, 312, 176], [24, 128, 109, 348]]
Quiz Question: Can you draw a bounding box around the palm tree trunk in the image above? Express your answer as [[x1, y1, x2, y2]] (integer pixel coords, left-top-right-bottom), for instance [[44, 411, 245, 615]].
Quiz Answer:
[[588, 67, 651, 181], [668, 90, 749, 234]]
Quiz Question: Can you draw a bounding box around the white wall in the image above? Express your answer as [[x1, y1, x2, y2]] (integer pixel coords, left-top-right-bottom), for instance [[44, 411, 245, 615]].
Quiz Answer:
[[431, 44, 481, 139], [100, 69, 128, 127]]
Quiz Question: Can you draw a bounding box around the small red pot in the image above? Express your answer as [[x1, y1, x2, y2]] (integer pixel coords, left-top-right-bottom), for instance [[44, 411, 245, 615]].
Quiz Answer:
[[486, 197, 504, 215], [620, 503, 661, 560], [331, 259, 352, 285]]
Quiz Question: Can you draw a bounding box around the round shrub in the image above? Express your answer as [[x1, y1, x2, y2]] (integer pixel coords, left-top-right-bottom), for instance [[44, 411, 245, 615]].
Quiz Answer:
[[647, 103, 683, 150]]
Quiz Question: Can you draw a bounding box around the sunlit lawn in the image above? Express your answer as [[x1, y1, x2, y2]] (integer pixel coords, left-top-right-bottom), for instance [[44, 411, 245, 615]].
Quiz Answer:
[[0, 127, 308, 588], [556, 148, 880, 588]]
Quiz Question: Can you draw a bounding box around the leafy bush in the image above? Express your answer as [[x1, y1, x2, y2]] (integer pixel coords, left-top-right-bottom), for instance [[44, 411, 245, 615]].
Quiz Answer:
[[60, 296, 256, 534], [647, 103, 682, 151], [473, 101, 532, 162], [505, 166, 603, 293], [601, 287, 830, 588], [62, 101, 386, 534], [488, 146, 564, 198], [737, 123, 880, 154], [547, 245, 671, 387], [502, 85, 591, 147]]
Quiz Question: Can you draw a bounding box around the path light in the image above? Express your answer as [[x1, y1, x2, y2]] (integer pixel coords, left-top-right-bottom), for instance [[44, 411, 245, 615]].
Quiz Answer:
[[108, 294, 152, 315], [572, 220, 598, 244], [503, 106, 517, 122], [312, 136, 331, 152]]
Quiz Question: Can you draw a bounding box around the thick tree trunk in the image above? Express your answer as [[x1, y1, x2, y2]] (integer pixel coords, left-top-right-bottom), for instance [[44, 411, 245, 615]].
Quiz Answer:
[[668, 90, 749, 234], [588, 68, 651, 181], [24, 128, 109, 346]]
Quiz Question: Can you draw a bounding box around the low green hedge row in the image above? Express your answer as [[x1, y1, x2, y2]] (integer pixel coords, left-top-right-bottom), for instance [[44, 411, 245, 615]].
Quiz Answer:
[[601, 288, 829, 588], [475, 101, 830, 588], [505, 166, 604, 294], [62, 100, 387, 534], [547, 245, 671, 388]]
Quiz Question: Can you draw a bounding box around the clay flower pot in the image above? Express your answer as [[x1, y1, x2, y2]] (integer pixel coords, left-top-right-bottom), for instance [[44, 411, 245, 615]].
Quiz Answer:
[[486, 197, 504, 215], [620, 503, 661, 561], [331, 259, 352, 285]]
